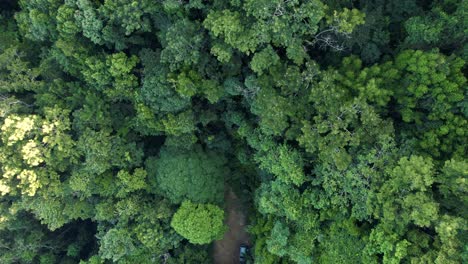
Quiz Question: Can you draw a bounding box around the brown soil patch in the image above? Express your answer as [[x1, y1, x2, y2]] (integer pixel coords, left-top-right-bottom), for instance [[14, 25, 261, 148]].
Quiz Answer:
[[212, 188, 250, 264]]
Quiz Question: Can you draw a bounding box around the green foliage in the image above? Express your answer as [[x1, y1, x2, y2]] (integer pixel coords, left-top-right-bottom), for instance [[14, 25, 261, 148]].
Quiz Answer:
[[266, 221, 289, 257], [116, 168, 147, 198], [75, 0, 104, 45], [256, 180, 304, 222], [80, 52, 139, 100], [437, 159, 468, 217], [99, 228, 136, 262], [204, 10, 258, 54], [250, 45, 280, 75], [0, 47, 43, 92], [403, 0, 467, 59], [0, 107, 76, 197], [204, 0, 328, 60], [318, 221, 366, 264], [329, 8, 366, 34], [166, 245, 211, 264], [256, 142, 306, 186], [377, 156, 438, 229], [160, 19, 204, 71], [391, 50, 467, 157], [147, 145, 226, 204], [170, 200, 226, 245], [250, 85, 292, 136], [0, 0, 467, 263], [15, 0, 60, 41]]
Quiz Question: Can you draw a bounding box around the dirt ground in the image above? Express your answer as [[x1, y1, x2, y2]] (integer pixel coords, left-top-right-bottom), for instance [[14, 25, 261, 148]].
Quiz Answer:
[[212, 188, 251, 264]]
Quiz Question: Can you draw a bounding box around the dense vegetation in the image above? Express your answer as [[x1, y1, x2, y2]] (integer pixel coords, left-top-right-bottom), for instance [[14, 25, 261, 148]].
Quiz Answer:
[[0, 0, 466, 263]]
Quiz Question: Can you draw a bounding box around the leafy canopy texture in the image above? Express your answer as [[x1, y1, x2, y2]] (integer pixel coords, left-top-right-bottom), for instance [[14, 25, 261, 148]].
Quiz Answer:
[[0, 0, 466, 263], [171, 201, 226, 245], [147, 145, 226, 204]]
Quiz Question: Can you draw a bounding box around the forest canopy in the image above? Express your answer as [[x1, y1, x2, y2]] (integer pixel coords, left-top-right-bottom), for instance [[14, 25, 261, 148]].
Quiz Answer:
[[0, 0, 466, 263]]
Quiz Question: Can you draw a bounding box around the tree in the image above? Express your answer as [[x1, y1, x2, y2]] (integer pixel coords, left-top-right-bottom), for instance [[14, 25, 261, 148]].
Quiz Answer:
[[378, 156, 438, 230], [250, 84, 292, 136], [170, 201, 226, 245], [159, 19, 205, 71], [203, 0, 340, 65], [99, 228, 136, 262], [389, 50, 467, 158], [15, 0, 60, 42], [250, 45, 280, 75], [0, 107, 76, 198], [80, 52, 139, 101], [256, 180, 304, 222], [403, 0, 467, 59], [1, 0, 467, 262], [438, 159, 467, 202], [255, 142, 306, 186], [318, 220, 366, 264], [146, 145, 226, 204], [0, 48, 42, 93]]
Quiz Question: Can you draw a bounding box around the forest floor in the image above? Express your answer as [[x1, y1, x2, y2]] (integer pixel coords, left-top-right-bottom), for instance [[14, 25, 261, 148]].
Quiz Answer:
[[212, 188, 251, 264]]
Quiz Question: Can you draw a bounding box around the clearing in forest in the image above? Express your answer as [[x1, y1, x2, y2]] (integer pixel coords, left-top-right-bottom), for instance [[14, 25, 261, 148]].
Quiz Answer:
[[213, 189, 251, 264]]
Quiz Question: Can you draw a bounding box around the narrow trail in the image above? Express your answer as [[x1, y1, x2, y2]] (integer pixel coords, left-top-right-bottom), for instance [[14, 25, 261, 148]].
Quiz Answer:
[[213, 188, 250, 264]]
